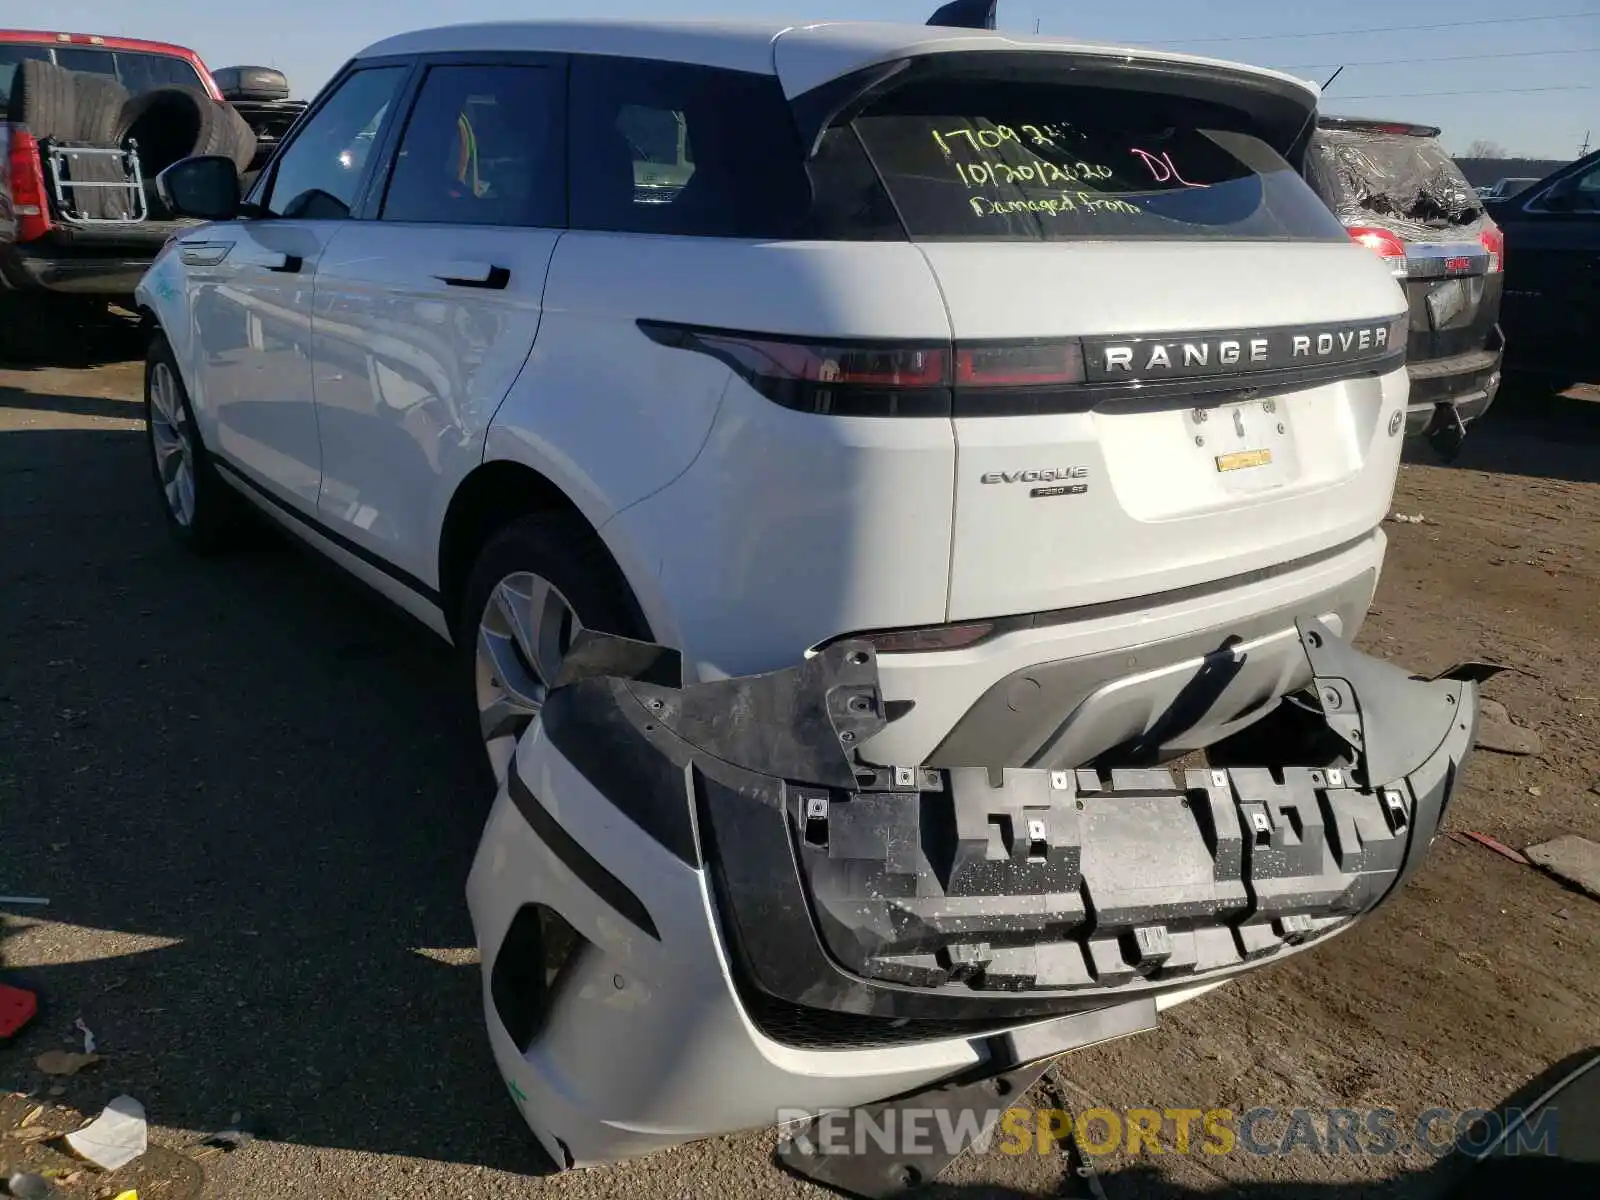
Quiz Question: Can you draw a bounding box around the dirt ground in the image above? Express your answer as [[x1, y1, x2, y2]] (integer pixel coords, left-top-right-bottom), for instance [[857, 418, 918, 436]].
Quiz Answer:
[[2, 350, 1597, 1200]]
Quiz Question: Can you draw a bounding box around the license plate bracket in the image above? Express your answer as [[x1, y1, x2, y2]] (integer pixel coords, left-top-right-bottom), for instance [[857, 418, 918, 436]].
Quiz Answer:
[[1184, 399, 1291, 493]]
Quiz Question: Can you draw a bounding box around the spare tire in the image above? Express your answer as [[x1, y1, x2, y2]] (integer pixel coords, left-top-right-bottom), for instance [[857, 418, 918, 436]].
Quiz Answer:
[[8, 59, 78, 142], [114, 88, 257, 179], [67, 71, 130, 144]]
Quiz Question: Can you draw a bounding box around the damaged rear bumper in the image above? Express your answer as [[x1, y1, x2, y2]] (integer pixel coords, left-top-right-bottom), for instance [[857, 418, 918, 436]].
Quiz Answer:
[[468, 618, 1481, 1168]]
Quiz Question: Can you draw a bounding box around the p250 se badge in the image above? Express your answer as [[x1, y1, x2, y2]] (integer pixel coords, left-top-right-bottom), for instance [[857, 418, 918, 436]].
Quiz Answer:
[[980, 466, 1090, 499]]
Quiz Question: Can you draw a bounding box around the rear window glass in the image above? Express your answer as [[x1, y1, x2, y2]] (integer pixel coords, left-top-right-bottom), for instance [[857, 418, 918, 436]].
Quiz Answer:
[[0, 45, 51, 110], [1307, 129, 1482, 231], [849, 78, 1347, 242], [3, 45, 206, 98], [110, 50, 207, 93]]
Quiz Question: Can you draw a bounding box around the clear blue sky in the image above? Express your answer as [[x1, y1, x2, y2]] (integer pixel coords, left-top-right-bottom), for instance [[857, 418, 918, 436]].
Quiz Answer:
[[44, 0, 1600, 159]]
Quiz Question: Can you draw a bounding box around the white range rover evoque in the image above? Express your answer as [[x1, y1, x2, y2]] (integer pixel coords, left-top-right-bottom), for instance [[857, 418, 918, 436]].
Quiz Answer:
[[136, 16, 1484, 1186]]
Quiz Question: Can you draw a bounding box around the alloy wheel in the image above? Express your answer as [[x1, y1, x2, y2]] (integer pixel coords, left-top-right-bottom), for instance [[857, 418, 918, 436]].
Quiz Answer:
[[475, 571, 582, 784]]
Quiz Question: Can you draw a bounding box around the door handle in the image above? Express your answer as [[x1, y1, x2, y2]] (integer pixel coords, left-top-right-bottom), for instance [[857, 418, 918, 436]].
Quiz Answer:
[[433, 261, 510, 289], [240, 251, 302, 273]]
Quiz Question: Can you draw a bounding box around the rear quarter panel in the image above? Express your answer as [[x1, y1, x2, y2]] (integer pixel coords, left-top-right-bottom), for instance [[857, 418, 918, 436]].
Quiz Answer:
[[497, 234, 956, 670]]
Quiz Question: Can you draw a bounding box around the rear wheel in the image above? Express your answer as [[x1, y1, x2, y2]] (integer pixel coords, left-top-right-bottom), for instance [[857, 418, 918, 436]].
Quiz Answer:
[[458, 513, 644, 786]]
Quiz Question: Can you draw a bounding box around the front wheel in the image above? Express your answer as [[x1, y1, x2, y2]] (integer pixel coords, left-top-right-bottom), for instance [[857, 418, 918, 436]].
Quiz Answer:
[[458, 513, 645, 787], [145, 333, 240, 552]]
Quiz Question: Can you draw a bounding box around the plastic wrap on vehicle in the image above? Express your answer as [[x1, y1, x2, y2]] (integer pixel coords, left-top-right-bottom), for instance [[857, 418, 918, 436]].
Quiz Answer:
[[1310, 128, 1488, 241]]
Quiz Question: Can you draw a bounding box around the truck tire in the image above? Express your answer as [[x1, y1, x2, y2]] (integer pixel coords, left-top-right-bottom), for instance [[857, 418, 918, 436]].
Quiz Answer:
[[8, 59, 78, 141], [113, 88, 207, 177], [68, 71, 130, 143], [204, 101, 259, 172], [115, 88, 258, 177]]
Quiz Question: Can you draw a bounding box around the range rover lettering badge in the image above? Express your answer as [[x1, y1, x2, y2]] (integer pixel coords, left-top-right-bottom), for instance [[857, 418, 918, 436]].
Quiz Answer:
[[1089, 322, 1393, 383]]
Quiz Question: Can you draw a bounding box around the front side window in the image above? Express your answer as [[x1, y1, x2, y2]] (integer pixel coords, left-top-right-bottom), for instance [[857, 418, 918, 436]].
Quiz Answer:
[[263, 66, 407, 220], [380, 64, 564, 227], [1533, 159, 1600, 214], [568, 56, 811, 238]]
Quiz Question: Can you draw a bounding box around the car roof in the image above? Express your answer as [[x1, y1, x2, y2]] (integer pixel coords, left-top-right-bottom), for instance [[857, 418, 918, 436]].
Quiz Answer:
[[356, 18, 1318, 100]]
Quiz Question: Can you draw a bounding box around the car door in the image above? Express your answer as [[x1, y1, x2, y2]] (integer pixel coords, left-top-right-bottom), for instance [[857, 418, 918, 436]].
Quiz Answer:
[[1497, 154, 1600, 379], [309, 56, 566, 595], [186, 64, 410, 510]]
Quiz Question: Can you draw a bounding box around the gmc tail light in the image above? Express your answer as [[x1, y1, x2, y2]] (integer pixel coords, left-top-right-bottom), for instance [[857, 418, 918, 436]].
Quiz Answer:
[[1347, 225, 1408, 277], [1479, 223, 1504, 273], [6, 130, 53, 243]]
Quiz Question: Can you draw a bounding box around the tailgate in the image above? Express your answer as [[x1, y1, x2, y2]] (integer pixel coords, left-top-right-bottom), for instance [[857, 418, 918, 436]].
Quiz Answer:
[[932, 242, 1406, 618], [830, 61, 1408, 620], [1399, 233, 1504, 361]]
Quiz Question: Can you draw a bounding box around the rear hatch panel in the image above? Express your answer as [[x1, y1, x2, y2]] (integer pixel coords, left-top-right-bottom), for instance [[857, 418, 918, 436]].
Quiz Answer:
[[793, 52, 1410, 622]]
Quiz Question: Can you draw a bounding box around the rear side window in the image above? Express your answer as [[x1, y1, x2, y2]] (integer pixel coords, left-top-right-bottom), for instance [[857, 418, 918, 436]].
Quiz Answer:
[[381, 64, 565, 228], [849, 78, 1347, 242], [568, 57, 811, 238]]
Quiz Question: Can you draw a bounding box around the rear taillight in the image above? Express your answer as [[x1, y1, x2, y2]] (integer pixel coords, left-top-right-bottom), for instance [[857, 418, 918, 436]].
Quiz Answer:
[[955, 341, 1085, 388], [640, 321, 1088, 417], [1479, 224, 1504, 273], [695, 334, 948, 388], [6, 130, 53, 243], [1347, 225, 1408, 277]]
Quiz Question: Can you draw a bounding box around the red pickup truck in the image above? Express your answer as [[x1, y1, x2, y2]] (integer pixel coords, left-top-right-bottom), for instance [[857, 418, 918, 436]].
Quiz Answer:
[[1, 29, 258, 352]]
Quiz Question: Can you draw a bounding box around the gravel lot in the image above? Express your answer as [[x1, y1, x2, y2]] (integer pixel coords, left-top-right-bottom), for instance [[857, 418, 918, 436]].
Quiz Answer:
[[3, 348, 1597, 1199]]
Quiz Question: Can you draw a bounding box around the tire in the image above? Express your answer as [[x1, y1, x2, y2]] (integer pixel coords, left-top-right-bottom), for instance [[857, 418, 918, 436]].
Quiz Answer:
[[67, 71, 130, 143], [8, 59, 77, 141], [145, 332, 241, 553], [205, 101, 259, 172], [113, 88, 254, 178], [457, 512, 646, 786]]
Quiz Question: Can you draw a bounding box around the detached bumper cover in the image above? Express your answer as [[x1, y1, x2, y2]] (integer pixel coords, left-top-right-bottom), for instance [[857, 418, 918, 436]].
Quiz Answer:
[[469, 619, 1481, 1172]]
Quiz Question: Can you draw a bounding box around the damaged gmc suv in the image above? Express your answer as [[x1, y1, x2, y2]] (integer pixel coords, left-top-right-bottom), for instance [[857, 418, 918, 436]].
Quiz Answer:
[[136, 17, 1484, 1188]]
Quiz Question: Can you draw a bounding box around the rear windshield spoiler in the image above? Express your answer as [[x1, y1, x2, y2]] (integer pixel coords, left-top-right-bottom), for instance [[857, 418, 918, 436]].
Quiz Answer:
[[789, 50, 1322, 164]]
